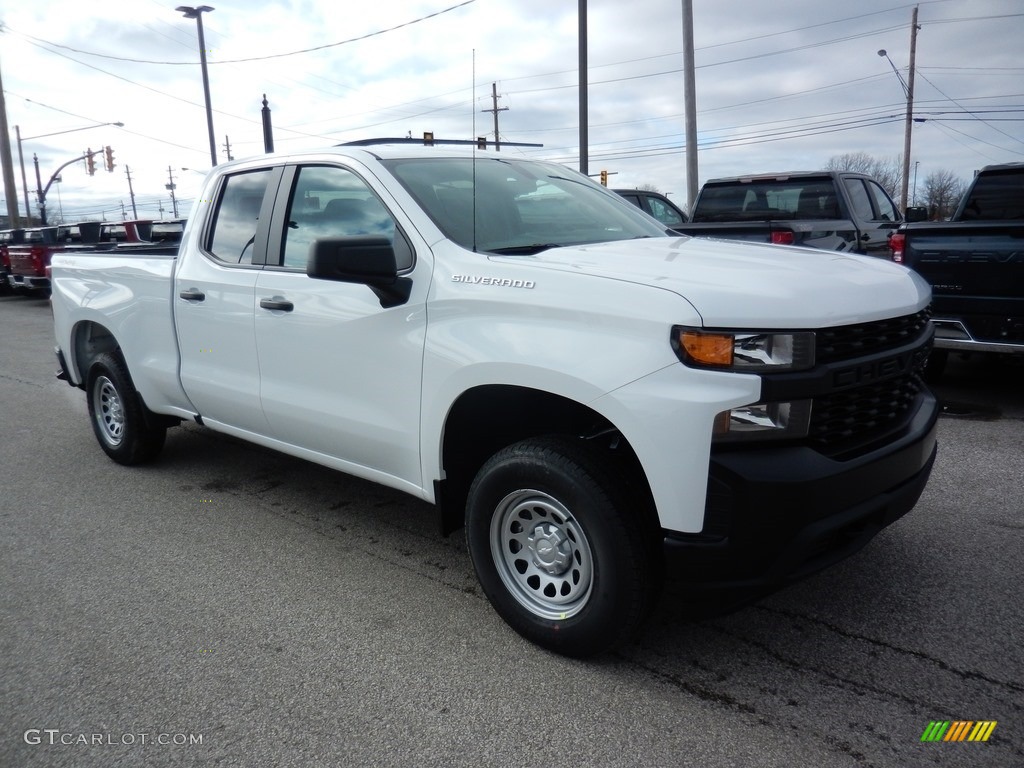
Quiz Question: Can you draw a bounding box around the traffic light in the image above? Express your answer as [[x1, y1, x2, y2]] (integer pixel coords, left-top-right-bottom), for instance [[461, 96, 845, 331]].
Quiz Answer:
[[85, 149, 96, 176], [600, 170, 608, 187], [104, 146, 115, 172]]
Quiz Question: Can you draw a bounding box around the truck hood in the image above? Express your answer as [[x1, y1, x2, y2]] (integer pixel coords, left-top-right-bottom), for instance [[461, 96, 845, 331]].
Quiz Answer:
[[493, 237, 931, 328]]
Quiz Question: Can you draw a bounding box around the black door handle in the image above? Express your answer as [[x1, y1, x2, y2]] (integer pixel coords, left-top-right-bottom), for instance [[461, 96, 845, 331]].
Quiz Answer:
[[179, 289, 205, 301], [259, 297, 294, 312]]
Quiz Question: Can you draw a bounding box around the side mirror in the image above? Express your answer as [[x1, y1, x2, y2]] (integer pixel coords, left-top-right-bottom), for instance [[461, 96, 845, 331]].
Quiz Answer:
[[904, 206, 928, 223], [307, 235, 412, 308]]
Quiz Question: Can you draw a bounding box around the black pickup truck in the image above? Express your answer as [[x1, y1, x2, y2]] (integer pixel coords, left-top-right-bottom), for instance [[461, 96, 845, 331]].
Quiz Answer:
[[889, 162, 1024, 377], [676, 170, 924, 257]]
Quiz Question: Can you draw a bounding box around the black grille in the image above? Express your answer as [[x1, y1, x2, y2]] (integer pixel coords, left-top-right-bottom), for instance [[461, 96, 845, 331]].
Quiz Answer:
[[809, 374, 924, 451], [816, 308, 932, 364], [807, 309, 932, 456]]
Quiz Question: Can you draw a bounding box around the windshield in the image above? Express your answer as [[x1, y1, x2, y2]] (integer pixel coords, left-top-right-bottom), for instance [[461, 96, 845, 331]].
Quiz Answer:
[[381, 157, 669, 252]]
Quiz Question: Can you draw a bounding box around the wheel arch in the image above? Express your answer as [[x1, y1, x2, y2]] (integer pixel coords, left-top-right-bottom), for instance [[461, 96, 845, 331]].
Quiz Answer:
[[70, 320, 121, 387], [435, 384, 658, 539], [72, 321, 181, 431]]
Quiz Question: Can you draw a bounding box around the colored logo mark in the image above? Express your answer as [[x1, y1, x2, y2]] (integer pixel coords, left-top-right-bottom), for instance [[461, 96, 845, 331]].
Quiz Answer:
[[920, 721, 997, 742]]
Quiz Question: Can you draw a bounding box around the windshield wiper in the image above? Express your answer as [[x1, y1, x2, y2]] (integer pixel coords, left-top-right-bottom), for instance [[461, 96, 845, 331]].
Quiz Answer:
[[487, 243, 563, 255]]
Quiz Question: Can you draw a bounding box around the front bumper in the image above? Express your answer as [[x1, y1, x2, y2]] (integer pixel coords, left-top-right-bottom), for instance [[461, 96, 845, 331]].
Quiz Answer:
[[663, 390, 939, 590], [932, 317, 1024, 355]]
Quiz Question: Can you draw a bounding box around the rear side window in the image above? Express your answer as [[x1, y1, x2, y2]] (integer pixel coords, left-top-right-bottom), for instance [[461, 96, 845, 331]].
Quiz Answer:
[[207, 169, 273, 264], [843, 179, 874, 221]]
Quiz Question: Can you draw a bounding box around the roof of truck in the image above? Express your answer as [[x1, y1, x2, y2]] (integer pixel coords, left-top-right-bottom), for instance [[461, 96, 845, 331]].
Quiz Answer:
[[702, 170, 876, 184]]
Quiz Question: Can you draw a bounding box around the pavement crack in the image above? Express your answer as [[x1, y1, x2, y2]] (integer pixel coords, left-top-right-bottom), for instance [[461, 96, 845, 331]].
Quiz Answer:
[[754, 604, 1024, 703], [616, 654, 757, 715]]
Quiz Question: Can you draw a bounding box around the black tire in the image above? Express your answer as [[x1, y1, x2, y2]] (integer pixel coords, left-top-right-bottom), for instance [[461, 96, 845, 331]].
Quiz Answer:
[[466, 436, 658, 657], [86, 351, 167, 465]]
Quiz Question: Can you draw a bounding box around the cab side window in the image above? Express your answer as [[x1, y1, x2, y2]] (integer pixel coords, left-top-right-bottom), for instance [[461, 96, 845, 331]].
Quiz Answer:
[[866, 180, 899, 222], [207, 169, 273, 264], [280, 166, 400, 270]]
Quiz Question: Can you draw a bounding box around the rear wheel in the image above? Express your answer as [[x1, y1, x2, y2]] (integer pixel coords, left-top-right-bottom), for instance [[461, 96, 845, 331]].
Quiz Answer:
[[86, 352, 166, 465], [466, 436, 658, 657]]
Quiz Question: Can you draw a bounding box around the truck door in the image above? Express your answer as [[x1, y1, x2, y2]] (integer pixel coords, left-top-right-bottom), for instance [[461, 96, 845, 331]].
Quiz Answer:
[[252, 163, 429, 490], [175, 166, 280, 433], [843, 177, 901, 256]]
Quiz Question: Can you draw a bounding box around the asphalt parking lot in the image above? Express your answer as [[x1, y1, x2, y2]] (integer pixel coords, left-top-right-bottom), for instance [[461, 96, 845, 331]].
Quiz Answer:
[[1, 294, 1021, 767]]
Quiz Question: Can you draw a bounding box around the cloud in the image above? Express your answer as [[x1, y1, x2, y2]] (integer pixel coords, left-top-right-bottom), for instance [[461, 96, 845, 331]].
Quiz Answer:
[[3, 0, 1022, 222]]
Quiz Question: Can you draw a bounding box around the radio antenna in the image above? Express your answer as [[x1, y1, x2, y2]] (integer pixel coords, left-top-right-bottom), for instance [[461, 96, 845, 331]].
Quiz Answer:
[[472, 48, 478, 252]]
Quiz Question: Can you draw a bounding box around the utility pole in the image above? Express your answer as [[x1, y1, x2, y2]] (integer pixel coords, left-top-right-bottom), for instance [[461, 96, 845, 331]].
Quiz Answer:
[[0, 62, 22, 227], [578, 0, 588, 175], [166, 166, 179, 217], [481, 83, 508, 151], [15, 126, 31, 224], [681, 0, 699, 212], [125, 166, 138, 219], [899, 5, 920, 213], [222, 134, 234, 162]]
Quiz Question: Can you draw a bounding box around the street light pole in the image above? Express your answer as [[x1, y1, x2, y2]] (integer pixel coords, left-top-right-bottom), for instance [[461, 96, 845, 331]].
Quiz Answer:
[[177, 6, 218, 168]]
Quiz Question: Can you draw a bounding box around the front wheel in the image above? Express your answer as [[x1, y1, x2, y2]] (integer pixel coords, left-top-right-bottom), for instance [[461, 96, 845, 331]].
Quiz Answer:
[[86, 352, 166, 465], [466, 436, 658, 657]]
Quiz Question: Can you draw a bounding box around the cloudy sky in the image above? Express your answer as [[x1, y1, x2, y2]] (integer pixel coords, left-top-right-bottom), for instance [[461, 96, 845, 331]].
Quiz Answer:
[[2, 0, 1022, 223]]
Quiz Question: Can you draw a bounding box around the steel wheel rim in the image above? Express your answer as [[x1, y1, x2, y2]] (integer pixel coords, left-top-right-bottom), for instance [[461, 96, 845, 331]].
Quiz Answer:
[[490, 489, 594, 620], [93, 375, 125, 447]]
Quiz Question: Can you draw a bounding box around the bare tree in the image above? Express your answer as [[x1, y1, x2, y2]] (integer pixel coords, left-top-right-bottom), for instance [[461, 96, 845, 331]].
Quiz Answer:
[[825, 152, 902, 201], [637, 183, 661, 193], [921, 169, 967, 220]]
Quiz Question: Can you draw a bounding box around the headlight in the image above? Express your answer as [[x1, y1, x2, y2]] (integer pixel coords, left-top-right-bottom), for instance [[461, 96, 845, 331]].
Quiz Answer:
[[671, 327, 815, 371], [712, 399, 812, 442]]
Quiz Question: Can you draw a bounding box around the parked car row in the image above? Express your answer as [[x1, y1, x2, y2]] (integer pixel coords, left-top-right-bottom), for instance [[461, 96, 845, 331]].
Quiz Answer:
[[620, 164, 1022, 382], [0, 218, 186, 296]]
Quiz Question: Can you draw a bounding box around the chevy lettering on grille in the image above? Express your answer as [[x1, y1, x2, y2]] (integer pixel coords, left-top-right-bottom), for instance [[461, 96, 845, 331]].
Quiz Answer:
[[832, 348, 926, 388]]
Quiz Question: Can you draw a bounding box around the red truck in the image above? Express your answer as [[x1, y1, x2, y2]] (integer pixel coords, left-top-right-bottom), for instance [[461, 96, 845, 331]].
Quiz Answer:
[[4, 226, 65, 295], [4, 220, 154, 295]]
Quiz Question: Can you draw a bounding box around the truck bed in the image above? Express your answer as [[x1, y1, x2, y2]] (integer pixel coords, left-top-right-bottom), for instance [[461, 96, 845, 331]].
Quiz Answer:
[[50, 249, 194, 414]]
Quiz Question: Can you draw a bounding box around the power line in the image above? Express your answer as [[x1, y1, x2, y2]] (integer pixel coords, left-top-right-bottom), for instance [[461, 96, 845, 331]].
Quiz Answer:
[[1, 2, 477, 65]]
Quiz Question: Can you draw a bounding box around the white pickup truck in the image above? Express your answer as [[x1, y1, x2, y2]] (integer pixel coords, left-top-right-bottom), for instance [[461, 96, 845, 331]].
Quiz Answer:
[[51, 143, 939, 657]]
